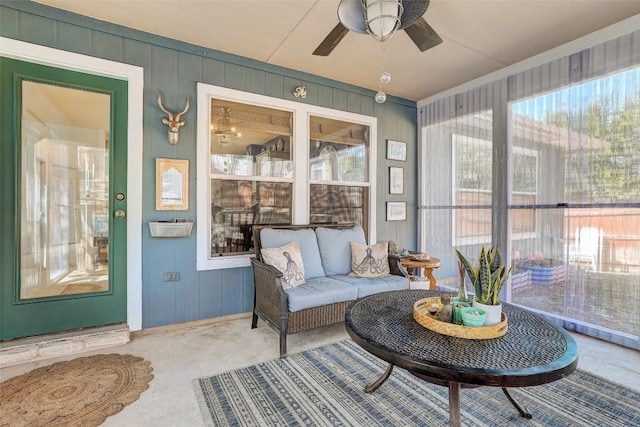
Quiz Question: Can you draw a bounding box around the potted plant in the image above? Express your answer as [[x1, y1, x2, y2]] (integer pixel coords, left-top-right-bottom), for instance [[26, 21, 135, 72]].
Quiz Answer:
[[455, 245, 511, 326]]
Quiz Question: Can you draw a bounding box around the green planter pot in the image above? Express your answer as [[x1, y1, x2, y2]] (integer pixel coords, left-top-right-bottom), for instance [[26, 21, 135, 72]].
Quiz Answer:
[[451, 299, 471, 325]]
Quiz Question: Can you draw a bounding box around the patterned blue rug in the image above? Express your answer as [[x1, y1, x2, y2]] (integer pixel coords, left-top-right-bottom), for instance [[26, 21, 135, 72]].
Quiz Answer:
[[194, 340, 639, 426]]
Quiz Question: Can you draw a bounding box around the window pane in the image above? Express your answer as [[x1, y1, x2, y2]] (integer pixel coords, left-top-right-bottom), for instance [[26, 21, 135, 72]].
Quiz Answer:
[[453, 128, 493, 245], [512, 67, 640, 205], [20, 81, 110, 299], [210, 179, 292, 256], [210, 99, 292, 179], [310, 184, 368, 233], [309, 116, 368, 182]]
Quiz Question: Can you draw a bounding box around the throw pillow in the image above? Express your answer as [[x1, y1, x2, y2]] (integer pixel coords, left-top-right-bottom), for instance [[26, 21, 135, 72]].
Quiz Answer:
[[261, 240, 306, 289], [349, 241, 390, 278]]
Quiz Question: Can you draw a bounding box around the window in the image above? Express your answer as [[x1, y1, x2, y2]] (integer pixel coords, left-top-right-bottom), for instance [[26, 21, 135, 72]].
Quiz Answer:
[[510, 146, 538, 238], [309, 116, 369, 230], [207, 99, 294, 258], [196, 83, 377, 270], [452, 132, 493, 246]]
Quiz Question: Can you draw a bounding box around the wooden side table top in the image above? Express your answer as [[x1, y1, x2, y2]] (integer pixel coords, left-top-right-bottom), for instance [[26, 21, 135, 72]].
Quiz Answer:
[[400, 256, 441, 269]]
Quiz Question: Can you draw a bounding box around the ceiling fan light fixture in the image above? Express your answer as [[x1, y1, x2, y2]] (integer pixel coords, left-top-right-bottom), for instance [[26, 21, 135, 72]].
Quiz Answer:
[[362, 0, 403, 42], [211, 107, 242, 141]]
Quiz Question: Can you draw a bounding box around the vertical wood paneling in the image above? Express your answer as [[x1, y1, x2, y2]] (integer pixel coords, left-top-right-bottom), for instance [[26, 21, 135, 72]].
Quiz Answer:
[[265, 73, 284, 98], [142, 238, 178, 327], [57, 22, 91, 56], [332, 88, 347, 111], [221, 268, 244, 315], [346, 92, 360, 113], [123, 39, 151, 69], [201, 57, 225, 87], [315, 84, 333, 109], [19, 12, 56, 47], [92, 31, 125, 63], [245, 67, 266, 95], [224, 63, 247, 91], [0, 7, 18, 38], [1, 3, 417, 330], [300, 81, 319, 106], [200, 270, 224, 317], [359, 94, 375, 117]]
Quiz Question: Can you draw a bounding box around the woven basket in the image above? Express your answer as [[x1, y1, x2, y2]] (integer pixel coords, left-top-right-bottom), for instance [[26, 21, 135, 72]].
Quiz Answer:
[[413, 297, 508, 339]]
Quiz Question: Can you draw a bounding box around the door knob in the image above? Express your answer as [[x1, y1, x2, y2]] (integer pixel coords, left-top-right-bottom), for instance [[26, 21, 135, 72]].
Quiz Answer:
[[114, 210, 126, 218], [116, 193, 126, 201]]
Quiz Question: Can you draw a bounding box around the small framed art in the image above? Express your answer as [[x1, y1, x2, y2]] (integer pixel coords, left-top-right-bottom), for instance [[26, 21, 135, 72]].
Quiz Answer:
[[386, 139, 406, 161], [389, 166, 404, 194], [386, 201, 407, 221], [156, 158, 189, 210]]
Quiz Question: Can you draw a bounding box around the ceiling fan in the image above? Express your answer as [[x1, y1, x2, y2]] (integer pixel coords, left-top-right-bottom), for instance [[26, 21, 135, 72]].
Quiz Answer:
[[313, 0, 442, 56]]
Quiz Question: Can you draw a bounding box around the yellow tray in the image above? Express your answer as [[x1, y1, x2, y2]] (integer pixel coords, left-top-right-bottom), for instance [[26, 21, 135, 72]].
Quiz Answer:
[[413, 297, 508, 339]]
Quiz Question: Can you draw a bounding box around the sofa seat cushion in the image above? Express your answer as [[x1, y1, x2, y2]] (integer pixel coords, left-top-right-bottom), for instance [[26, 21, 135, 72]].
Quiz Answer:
[[316, 226, 366, 276], [329, 274, 409, 298], [285, 276, 359, 312], [260, 228, 325, 279]]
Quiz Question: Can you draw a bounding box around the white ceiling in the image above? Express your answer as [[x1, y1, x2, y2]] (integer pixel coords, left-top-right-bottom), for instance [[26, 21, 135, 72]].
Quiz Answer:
[[34, 0, 640, 101]]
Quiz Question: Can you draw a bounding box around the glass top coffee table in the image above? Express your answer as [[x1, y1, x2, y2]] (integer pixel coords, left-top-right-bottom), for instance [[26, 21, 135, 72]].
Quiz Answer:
[[345, 290, 579, 427]]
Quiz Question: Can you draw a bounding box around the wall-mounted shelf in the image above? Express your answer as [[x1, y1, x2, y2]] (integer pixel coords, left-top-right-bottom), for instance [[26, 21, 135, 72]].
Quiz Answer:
[[149, 221, 193, 238]]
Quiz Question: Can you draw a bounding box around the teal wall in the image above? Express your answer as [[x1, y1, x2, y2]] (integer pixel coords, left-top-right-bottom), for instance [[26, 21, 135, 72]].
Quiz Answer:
[[0, 1, 418, 328]]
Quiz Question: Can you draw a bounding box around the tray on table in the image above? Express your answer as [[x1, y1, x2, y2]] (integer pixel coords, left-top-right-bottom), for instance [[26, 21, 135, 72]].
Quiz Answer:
[[413, 297, 508, 339]]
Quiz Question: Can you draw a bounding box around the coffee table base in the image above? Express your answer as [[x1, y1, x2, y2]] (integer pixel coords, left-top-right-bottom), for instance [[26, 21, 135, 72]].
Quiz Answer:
[[364, 363, 532, 426]]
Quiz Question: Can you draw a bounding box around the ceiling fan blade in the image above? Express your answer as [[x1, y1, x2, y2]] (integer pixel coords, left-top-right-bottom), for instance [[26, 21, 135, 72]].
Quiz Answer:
[[313, 23, 349, 56], [404, 18, 443, 52]]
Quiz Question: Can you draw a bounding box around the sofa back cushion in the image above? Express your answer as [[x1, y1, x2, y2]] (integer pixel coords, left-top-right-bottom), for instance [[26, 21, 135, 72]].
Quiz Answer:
[[316, 226, 366, 276], [260, 228, 325, 279]]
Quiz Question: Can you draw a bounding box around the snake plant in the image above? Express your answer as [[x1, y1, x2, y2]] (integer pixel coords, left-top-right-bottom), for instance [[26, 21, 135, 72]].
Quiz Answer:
[[455, 246, 512, 306]]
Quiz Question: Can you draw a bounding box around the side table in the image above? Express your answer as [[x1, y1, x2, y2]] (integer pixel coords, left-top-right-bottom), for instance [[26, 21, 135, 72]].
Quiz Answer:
[[401, 256, 441, 289]]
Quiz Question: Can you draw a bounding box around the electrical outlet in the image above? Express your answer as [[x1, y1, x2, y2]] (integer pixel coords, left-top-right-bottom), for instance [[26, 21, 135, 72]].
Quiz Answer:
[[163, 272, 180, 282]]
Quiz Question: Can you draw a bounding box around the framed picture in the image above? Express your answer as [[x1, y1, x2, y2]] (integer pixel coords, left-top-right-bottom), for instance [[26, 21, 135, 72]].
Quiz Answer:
[[389, 166, 404, 194], [386, 139, 407, 161], [386, 202, 407, 221], [156, 158, 189, 210]]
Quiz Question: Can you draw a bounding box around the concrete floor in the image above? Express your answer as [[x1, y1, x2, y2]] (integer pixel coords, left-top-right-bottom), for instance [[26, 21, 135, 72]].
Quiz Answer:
[[1, 314, 639, 426]]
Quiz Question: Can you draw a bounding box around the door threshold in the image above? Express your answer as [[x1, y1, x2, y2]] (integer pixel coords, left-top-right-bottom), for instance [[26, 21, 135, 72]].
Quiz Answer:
[[0, 324, 130, 369]]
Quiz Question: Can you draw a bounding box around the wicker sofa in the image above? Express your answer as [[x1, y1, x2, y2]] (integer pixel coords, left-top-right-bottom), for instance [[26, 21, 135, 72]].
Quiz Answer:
[[250, 224, 409, 358]]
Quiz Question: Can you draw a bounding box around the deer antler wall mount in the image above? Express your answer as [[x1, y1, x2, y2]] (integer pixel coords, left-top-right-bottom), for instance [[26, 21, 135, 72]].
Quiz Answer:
[[156, 90, 190, 145]]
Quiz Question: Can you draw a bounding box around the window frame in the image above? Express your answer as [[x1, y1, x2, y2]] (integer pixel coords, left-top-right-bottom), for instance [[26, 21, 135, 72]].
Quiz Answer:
[[196, 83, 377, 271]]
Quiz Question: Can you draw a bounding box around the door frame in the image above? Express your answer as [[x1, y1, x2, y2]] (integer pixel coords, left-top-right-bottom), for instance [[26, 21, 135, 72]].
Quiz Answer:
[[1, 37, 143, 332]]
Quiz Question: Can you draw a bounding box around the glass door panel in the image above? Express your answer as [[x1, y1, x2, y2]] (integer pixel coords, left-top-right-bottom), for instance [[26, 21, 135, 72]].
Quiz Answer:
[[20, 81, 110, 299]]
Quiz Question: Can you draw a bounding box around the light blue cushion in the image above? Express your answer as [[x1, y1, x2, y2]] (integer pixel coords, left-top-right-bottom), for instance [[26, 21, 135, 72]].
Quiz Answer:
[[316, 226, 366, 276], [260, 228, 325, 279], [284, 277, 359, 312], [329, 274, 409, 298]]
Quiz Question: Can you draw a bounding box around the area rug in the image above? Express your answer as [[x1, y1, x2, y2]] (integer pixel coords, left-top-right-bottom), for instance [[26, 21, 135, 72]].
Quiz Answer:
[[194, 340, 639, 427], [0, 353, 153, 427]]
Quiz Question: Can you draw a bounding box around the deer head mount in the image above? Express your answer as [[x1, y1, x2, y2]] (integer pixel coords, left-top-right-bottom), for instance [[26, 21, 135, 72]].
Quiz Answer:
[[156, 90, 190, 145]]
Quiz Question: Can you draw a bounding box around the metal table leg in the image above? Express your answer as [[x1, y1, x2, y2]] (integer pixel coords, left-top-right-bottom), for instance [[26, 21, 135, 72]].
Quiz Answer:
[[449, 382, 462, 427], [502, 388, 532, 419], [364, 363, 394, 393]]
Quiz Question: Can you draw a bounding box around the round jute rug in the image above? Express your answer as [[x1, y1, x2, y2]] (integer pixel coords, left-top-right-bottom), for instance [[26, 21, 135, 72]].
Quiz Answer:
[[0, 353, 153, 427]]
